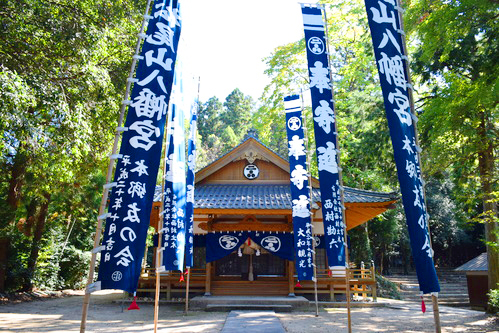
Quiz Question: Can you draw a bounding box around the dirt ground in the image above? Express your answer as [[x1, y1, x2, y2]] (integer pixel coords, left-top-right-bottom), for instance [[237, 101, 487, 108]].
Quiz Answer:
[[0, 290, 497, 333]]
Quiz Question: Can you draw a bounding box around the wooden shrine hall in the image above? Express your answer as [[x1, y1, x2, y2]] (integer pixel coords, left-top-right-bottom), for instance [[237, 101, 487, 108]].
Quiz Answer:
[[138, 137, 397, 300]]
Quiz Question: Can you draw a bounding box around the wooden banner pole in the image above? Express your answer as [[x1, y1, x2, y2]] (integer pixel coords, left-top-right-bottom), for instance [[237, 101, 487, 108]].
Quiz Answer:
[[185, 269, 191, 313], [321, 4, 352, 332], [395, 1, 441, 332], [300, 91, 320, 317], [153, 82, 175, 333], [79, 2, 153, 332]]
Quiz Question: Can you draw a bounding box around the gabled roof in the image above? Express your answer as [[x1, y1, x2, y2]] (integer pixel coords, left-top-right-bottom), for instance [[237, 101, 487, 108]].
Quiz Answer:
[[455, 253, 488, 272], [195, 136, 290, 184], [193, 184, 396, 210]]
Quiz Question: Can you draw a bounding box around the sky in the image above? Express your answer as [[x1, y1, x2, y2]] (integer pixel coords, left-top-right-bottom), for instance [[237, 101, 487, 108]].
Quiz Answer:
[[179, 0, 319, 103]]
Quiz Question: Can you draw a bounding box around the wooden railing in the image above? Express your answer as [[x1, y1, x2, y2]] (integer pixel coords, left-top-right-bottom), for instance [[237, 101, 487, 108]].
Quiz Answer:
[[137, 268, 207, 300], [297, 263, 377, 301], [137, 262, 377, 302]]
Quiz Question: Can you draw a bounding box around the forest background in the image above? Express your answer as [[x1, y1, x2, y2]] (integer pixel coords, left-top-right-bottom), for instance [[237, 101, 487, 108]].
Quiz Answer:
[[0, 0, 497, 306]]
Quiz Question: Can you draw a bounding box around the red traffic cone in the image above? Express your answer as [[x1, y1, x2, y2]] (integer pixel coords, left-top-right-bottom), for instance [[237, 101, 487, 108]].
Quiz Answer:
[[295, 281, 302, 288], [421, 296, 426, 313], [127, 296, 140, 310], [179, 274, 185, 282]]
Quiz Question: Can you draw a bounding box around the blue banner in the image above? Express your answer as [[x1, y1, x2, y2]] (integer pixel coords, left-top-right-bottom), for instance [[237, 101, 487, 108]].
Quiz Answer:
[[301, 5, 346, 269], [364, 0, 439, 294], [160, 72, 186, 272], [184, 103, 197, 268], [284, 95, 314, 281], [206, 232, 294, 263], [97, 0, 181, 293]]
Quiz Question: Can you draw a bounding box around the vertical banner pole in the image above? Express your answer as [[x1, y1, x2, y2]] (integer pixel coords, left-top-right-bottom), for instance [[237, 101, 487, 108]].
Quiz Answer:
[[184, 269, 190, 313], [80, 1, 153, 332], [363, 0, 441, 331], [301, 92, 320, 317], [322, 4, 352, 332], [395, 1, 440, 331], [153, 118, 168, 333], [184, 76, 200, 314]]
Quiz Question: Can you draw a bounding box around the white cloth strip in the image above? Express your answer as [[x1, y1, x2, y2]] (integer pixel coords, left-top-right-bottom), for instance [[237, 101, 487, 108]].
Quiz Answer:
[[133, 54, 144, 60], [116, 127, 128, 132], [109, 153, 123, 160], [397, 29, 406, 36], [92, 245, 106, 254], [158, 227, 168, 234], [284, 98, 302, 112], [406, 83, 414, 90], [395, 5, 406, 13], [431, 292, 439, 297], [127, 77, 138, 83], [416, 145, 423, 153], [98, 213, 110, 220], [156, 266, 166, 273], [304, 26, 325, 32], [143, 14, 153, 20], [122, 100, 132, 105], [138, 32, 147, 39], [300, 3, 321, 9], [157, 247, 164, 253], [411, 113, 419, 123], [86, 281, 102, 294], [103, 182, 117, 189], [302, 13, 324, 26]]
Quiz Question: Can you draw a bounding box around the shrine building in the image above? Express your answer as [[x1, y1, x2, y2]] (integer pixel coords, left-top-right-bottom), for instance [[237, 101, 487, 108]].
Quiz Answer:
[[139, 136, 397, 300]]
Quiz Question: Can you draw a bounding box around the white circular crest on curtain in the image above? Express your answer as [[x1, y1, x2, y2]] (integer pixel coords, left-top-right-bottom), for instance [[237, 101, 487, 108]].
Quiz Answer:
[[219, 235, 239, 250], [261, 236, 281, 252]]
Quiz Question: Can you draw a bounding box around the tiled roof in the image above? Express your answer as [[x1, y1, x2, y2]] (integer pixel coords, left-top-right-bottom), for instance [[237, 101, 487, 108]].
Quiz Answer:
[[455, 253, 488, 272], [154, 184, 397, 210]]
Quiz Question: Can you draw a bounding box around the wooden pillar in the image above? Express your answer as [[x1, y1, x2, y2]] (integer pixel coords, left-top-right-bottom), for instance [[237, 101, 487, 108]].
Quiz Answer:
[[329, 278, 335, 301], [166, 278, 171, 301], [288, 260, 295, 296], [204, 262, 212, 296], [371, 262, 377, 302]]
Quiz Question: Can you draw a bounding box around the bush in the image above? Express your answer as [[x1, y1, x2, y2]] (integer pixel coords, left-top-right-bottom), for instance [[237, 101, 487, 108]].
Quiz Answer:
[[488, 287, 499, 313], [376, 274, 401, 300]]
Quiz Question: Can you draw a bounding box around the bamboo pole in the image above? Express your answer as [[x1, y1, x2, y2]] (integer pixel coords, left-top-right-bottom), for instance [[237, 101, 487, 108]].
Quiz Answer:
[[395, 1, 441, 332], [153, 82, 175, 333], [80, 2, 153, 332], [322, 4, 352, 332], [184, 269, 191, 313], [300, 91, 320, 317]]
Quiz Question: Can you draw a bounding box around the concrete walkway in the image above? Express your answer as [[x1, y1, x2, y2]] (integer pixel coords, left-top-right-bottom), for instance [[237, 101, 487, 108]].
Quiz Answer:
[[221, 311, 286, 333]]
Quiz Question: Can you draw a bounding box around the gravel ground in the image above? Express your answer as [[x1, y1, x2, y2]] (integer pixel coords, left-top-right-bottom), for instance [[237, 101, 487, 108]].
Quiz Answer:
[[0, 290, 497, 333]]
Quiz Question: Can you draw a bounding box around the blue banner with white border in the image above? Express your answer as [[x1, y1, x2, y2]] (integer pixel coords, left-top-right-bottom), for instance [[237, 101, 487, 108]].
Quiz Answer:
[[364, 0, 439, 294], [184, 103, 197, 268], [301, 5, 346, 269], [284, 95, 314, 281], [160, 71, 186, 272], [97, 0, 181, 293]]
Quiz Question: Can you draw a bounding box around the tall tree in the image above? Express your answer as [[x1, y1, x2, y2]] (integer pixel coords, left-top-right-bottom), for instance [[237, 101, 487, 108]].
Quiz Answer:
[[0, 0, 144, 290], [405, 0, 498, 296]]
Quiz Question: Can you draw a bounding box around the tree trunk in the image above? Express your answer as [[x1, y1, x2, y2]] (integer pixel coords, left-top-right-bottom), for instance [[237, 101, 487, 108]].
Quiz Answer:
[[23, 194, 51, 291], [477, 109, 498, 311]]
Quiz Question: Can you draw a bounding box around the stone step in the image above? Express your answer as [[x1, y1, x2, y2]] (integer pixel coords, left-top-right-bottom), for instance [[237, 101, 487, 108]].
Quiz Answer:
[[206, 304, 293, 312]]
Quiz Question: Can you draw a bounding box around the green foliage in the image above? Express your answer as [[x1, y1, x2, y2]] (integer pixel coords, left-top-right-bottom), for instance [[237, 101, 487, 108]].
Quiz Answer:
[[196, 89, 256, 168], [0, 0, 144, 291], [488, 286, 499, 314], [375, 274, 401, 300]]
